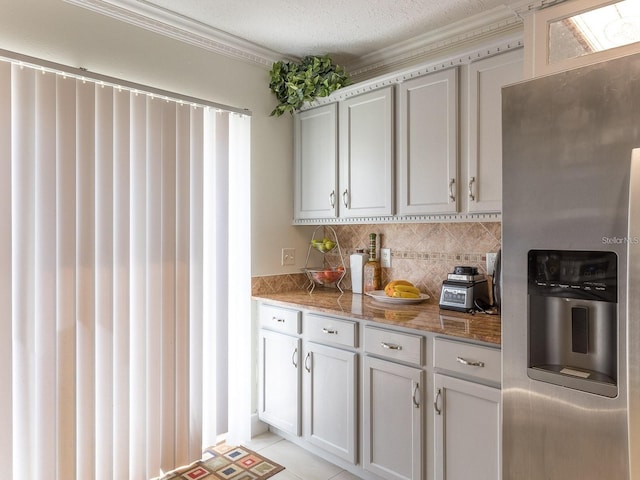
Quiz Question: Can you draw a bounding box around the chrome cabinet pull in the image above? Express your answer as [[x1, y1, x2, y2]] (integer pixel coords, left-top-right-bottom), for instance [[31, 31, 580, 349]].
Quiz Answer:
[[272, 316, 285, 323], [412, 383, 420, 408], [342, 189, 349, 207], [381, 342, 402, 350], [434, 388, 442, 415], [329, 190, 335, 208], [448, 178, 456, 202], [304, 352, 311, 373], [292, 348, 298, 368], [456, 356, 485, 367], [468, 176, 476, 201], [322, 327, 338, 335]]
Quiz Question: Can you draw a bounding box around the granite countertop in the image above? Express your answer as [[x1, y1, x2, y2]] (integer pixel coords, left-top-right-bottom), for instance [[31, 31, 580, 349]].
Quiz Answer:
[[253, 289, 501, 345]]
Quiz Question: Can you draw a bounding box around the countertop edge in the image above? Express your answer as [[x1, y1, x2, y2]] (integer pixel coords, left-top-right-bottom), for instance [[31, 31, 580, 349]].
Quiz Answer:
[[253, 290, 501, 346]]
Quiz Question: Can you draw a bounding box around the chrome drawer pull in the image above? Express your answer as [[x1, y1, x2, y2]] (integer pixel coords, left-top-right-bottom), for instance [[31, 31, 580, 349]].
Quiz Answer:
[[381, 342, 402, 350], [434, 388, 442, 415], [272, 316, 285, 323], [456, 356, 485, 367], [412, 383, 420, 409], [304, 352, 311, 373], [448, 178, 456, 202], [322, 328, 338, 335], [292, 348, 298, 368]]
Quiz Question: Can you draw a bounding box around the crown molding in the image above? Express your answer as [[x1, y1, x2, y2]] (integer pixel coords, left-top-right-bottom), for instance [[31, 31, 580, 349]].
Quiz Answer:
[[347, 5, 524, 81], [64, 0, 558, 75], [300, 37, 524, 111], [64, 0, 298, 68], [510, 0, 568, 16]]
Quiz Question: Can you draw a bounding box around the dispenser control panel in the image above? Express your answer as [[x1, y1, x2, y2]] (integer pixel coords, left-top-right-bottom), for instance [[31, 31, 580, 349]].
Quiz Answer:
[[528, 250, 617, 303]]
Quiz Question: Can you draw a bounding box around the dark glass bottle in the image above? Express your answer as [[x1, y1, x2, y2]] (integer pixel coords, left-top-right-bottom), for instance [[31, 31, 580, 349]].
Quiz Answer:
[[363, 233, 381, 292]]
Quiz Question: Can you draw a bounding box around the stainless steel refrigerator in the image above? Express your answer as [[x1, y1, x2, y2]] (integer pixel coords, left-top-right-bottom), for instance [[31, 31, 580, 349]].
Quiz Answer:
[[502, 52, 640, 479]]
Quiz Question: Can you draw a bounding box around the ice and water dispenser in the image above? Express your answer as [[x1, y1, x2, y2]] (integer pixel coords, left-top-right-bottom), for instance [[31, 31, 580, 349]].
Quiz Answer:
[[527, 250, 618, 397]]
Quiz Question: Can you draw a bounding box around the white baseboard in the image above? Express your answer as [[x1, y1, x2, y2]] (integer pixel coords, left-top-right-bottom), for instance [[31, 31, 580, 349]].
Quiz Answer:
[[251, 414, 268, 438]]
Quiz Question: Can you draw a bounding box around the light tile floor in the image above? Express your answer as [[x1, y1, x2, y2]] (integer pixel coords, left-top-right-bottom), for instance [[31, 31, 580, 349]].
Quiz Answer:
[[243, 431, 362, 480]]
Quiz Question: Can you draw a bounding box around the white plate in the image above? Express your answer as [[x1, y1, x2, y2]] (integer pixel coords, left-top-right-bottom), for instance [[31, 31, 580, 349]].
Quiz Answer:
[[365, 290, 430, 304]]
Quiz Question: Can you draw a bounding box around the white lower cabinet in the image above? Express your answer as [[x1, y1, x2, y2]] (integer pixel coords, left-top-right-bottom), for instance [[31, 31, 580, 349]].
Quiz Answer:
[[363, 355, 424, 480], [363, 325, 425, 480], [258, 328, 301, 435], [257, 302, 502, 480], [303, 341, 358, 463], [433, 374, 500, 480], [433, 338, 501, 480], [258, 304, 302, 435]]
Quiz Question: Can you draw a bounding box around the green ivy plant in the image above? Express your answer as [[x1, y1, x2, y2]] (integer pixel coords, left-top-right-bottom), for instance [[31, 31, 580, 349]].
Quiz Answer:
[[269, 55, 351, 117]]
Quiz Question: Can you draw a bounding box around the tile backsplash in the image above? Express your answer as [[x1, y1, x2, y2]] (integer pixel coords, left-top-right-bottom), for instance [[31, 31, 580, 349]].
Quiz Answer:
[[252, 222, 501, 303]]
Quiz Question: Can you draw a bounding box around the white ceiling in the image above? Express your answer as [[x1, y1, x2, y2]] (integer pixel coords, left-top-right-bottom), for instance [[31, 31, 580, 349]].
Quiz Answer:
[[143, 0, 523, 59], [66, 0, 550, 75]]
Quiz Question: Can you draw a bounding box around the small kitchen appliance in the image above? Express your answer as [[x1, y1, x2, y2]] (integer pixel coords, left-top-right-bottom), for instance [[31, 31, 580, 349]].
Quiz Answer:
[[438, 266, 488, 312]]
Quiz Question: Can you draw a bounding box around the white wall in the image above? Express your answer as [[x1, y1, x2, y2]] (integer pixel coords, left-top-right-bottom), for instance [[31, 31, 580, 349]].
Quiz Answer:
[[0, 0, 311, 277]]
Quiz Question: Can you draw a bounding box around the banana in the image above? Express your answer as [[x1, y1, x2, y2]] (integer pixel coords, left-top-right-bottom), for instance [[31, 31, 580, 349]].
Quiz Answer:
[[393, 284, 420, 295], [384, 279, 414, 296]]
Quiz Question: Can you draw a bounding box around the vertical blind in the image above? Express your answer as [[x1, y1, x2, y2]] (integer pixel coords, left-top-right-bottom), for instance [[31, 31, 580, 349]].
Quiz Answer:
[[0, 55, 250, 480]]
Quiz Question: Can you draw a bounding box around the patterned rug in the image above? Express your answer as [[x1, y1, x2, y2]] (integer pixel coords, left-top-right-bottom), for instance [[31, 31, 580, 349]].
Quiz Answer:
[[155, 443, 285, 480]]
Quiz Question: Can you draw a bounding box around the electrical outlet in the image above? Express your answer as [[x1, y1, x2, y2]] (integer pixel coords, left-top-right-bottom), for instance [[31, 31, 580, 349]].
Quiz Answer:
[[486, 252, 497, 275], [381, 248, 391, 268], [282, 248, 295, 266]]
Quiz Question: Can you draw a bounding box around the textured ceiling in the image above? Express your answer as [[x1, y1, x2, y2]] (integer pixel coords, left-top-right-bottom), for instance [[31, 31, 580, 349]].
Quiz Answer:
[[140, 0, 526, 65]]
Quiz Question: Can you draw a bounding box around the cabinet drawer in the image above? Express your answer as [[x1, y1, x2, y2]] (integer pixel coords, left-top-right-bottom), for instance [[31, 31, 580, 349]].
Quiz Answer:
[[364, 326, 423, 366], [305, 313, 357, 348], [259, 303, 301, 335], [434, 337, 501, 384]]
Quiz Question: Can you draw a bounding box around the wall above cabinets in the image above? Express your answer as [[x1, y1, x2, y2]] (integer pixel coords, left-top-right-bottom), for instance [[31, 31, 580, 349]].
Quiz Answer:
[[292, 39, 523, 226]]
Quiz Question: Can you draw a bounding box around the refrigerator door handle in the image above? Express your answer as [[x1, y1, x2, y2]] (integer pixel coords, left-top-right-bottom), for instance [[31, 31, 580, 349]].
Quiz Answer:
[[627, 148, 640, 479]]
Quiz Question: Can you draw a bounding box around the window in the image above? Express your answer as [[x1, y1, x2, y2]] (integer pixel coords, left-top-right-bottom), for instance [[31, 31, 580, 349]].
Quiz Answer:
[[527, 0, 640, 76], [0, 51, 251, 480]]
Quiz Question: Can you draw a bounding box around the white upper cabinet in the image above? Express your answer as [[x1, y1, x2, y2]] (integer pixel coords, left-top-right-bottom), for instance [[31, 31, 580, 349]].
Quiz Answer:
[[292, 45, 523, 222], [397, 68, 459, 215], [294, 103, 338, 219], [338, 86, 394, 218], [466, 48, 523, 213], [294, 87, 393, 220]]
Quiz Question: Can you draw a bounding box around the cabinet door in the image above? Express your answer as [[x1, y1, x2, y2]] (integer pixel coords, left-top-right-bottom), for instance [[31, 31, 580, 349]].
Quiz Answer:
[[258, 329, 301, 435], [294, 104, 338, 219], [303, 342, 357, 463], [433, 374, 501, 480], [363, 355, 424, 480], [339, 86, 394, 217], [467, 49, 523, 213], [398, 68, 458, 215]]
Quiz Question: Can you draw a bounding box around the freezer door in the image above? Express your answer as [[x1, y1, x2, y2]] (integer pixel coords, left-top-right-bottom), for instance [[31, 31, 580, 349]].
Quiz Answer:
[[627, 148, 640, 478]]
